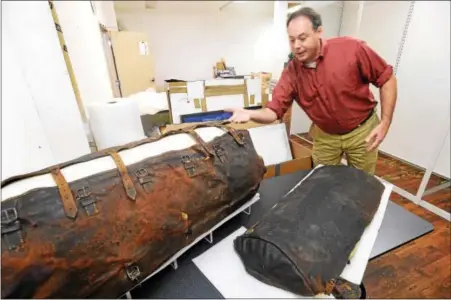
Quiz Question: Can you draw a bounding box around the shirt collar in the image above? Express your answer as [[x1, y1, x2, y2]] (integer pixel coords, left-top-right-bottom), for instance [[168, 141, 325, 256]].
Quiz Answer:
[[299, 38, 327, 69], [318, 38, 327, 59]]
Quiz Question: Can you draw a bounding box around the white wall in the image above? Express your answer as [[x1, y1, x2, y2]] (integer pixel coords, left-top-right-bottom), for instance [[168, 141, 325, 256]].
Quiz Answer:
[[1, 1, 90, 180], [340, 1, 450, 178], [116, 2, 278, 89], [389, 1, 450, 178], [54, 1, 114, 114], [289, 2, 344, 135], [93, 1, 118, 30], [339, 1, 359, 37], [2, 23, 55, 181]]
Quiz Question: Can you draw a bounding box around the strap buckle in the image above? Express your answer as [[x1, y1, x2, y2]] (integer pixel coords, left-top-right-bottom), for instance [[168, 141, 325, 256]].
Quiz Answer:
[[181, 155, 197, 177], [213, 144, 227, 163], [1, 208, 23, 250], [135, 168, 153, 193], [76, 187, 98, 216], [126, 265, 141, 282]]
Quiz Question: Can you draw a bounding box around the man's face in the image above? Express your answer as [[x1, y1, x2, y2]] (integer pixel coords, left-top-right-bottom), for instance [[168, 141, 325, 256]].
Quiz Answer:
[[287, 16, 323, 63]]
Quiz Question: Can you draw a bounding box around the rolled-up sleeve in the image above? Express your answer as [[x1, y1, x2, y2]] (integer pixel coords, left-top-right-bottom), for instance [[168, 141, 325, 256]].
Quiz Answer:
[[266, 67, 296, 119], [356, 41, 393, 88]]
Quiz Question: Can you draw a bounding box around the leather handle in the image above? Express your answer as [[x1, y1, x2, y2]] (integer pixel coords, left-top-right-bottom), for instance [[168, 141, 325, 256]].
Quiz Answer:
[[160, 128, 213, 159], [174, 121, 246, 146], [187, 129, 214, 158], [50, 168, 78, 219], [107, 151, 137, 201]]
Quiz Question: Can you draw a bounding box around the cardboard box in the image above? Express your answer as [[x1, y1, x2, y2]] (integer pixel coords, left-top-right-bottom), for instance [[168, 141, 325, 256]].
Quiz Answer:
[[263, 138, 313, 179], [165, 78, 270, 124]]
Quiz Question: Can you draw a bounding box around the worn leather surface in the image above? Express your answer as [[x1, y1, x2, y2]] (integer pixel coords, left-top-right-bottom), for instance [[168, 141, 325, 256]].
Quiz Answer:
[[234, 165, 384, 298], [1, 123, 266, 299]]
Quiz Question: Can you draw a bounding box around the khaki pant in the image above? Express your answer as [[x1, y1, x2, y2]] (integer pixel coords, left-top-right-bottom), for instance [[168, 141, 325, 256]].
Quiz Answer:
[[311, 113, 379, 175]]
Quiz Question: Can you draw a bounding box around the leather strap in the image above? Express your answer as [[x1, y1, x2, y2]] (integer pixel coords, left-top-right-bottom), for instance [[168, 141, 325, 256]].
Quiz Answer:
[[325, 279, 337, 295], [108, 151, 137, 201], [223, 126, 245, 146], [50, 168, 78, 219], [188, 129, 214, 157]]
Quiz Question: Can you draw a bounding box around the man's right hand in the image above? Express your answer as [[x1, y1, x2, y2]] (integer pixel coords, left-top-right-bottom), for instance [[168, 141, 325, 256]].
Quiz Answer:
[[225, 107, 252, 123], [224, 107, 278, 124]]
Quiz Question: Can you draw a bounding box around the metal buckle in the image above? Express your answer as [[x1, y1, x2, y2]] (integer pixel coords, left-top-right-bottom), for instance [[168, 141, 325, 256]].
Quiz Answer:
[[135, 168, 152, 193], [1, 208, 23, 250], [1, 208, 18, 226], [213, 144, 227, 163], [126, 265, 141, 282], [237, 133, 245, 144], [181, 155, 196, 177], [76, 187, 98, 216]]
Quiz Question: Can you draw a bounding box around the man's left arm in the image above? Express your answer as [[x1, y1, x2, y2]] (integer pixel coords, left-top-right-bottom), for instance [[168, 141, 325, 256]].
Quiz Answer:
[[356, 40, 398, 151]]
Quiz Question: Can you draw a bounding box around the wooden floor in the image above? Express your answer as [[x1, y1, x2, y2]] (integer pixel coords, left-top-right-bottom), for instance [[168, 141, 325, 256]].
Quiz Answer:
[[291, 134, 451, 299]]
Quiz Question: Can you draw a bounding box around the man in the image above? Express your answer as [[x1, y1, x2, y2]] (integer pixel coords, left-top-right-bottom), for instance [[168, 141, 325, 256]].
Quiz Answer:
[[226, 6, 397, 175]]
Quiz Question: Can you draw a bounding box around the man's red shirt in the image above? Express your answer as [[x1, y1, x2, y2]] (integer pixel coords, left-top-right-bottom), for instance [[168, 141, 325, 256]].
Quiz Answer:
[[267, 37, 393, 134]]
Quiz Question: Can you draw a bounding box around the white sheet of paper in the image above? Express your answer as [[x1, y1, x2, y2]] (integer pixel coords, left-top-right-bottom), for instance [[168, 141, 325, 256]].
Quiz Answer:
[[248, 123, 292, 166], [138, 41, 148, 55], [169, 93, 202, 124], [187, 81, 204, 100]]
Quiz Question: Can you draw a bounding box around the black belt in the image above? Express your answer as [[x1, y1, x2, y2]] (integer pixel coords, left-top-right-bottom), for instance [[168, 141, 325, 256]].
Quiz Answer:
[[340, 110, 375, 135], [358, 109, 375, 127]]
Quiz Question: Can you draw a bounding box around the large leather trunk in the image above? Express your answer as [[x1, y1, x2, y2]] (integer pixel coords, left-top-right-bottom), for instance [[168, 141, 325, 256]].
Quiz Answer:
[[1, 122, 266, 299], [233, 165, 385, 298]]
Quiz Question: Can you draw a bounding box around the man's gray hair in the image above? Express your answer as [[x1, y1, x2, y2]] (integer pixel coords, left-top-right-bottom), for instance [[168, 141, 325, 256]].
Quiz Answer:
[[286, 6, 322, 31]]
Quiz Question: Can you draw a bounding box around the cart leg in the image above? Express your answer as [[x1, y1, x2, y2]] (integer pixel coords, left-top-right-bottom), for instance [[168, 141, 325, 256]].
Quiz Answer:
[[125, 291, 132, 299], [171, 259, 178, 270], [243, 206, 251, 215], [359, 282, 367, 299], [204, 232, 213, 244]]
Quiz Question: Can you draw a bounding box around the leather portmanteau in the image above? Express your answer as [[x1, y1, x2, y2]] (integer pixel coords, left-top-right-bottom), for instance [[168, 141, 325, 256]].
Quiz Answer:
[[1, 122, 266, 299], [233, 165, 385, 299]]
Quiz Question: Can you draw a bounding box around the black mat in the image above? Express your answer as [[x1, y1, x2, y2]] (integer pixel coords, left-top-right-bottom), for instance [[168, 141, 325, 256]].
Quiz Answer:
[[127, 170, 434, 299]]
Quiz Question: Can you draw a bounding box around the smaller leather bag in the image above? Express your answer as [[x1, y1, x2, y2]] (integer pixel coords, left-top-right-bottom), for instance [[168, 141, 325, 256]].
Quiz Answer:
[[234, 165, 385, 298]]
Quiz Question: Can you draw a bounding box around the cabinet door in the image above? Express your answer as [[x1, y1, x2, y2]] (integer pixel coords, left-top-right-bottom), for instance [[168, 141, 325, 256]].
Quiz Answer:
[[110, 31, 156, 97]]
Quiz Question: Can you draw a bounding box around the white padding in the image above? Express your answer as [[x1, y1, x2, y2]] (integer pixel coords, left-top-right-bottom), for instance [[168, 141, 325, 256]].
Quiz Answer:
[[1, 127, 226, 201], [340, 179, 393, 284], [193, 171, 393, 298]]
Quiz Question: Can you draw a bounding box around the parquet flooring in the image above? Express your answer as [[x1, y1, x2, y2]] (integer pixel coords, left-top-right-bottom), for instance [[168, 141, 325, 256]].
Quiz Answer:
[[291, 133, 451, 299]]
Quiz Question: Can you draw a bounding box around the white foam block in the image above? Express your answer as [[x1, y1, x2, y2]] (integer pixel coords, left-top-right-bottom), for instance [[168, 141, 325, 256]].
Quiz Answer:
[[193, 177, 393, 298], [87, 100, 146, 150]]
